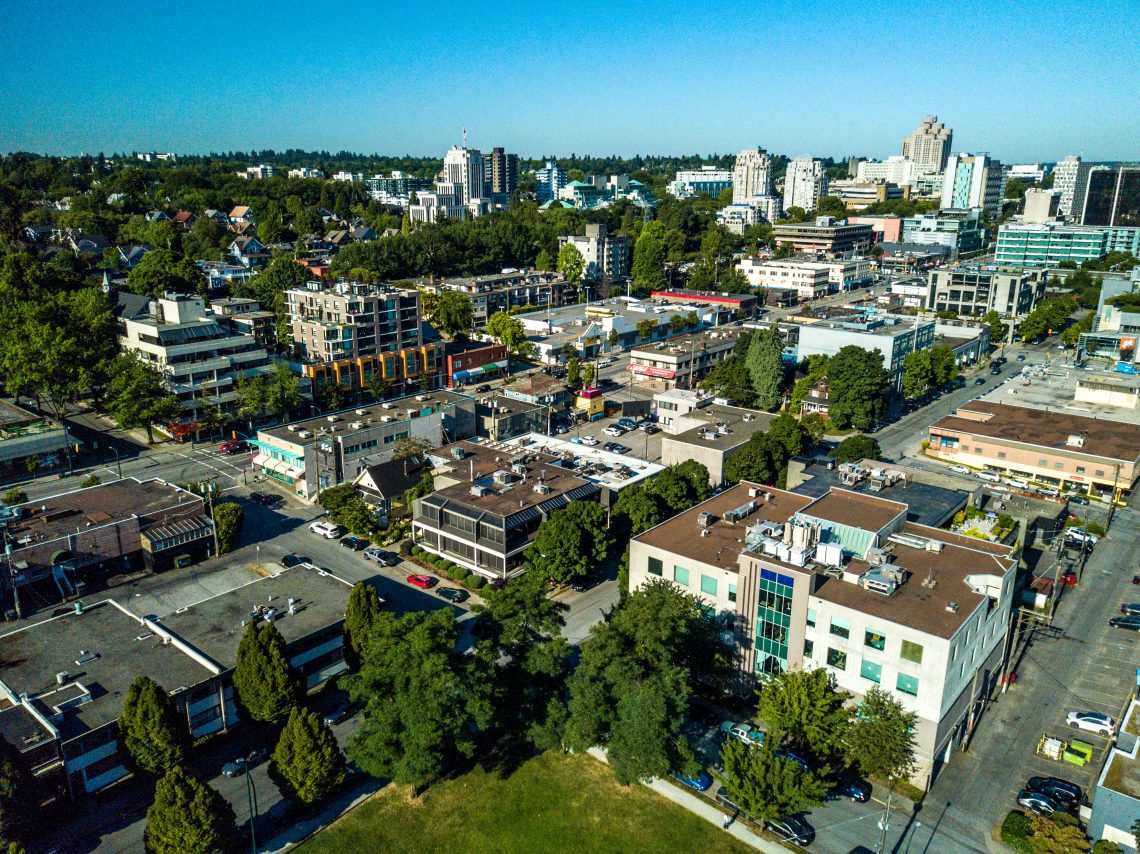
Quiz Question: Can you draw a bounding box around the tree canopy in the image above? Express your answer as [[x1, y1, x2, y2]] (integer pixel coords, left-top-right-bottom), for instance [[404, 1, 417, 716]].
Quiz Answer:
[[756, 668, 850, 759], [233, 620, 302, 724], [105, 353, 184, 443], [435, 291, 474, 338], [844, 686, 917, 786], [825, 346, 890, 430], [270, 707, 345, 805], [119, 676, 188, 775], [526, 500, 609, 583], [144, 765, 238, 854]]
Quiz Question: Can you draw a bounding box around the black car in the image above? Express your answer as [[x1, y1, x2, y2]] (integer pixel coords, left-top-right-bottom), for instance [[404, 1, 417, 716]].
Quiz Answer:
[[323, 702, 357, 726], [766, 815, 815, 845], [974, 377, 987, 385], [249, 491, 281, 506], [612, 444, 631, 455], [437, 587, 469, 603], [831, 776, 871, 802], [474, 384, 491, 393], [571, 573, 600, 592], [340, 536, 370, 551], [280, 553, 308, 568], [602, 441, 618, 452], [641, 423, 660, 434], [1027, 776, 1084, 806]]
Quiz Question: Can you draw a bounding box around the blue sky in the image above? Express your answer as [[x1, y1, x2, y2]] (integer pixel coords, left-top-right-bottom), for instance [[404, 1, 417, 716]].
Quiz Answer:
[[2, 0, 1137, 162]]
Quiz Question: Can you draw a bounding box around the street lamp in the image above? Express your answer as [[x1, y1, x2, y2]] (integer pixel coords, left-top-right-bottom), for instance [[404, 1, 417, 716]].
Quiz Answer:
[[243, 767, 259, 854], [108, 447, 122, 479]]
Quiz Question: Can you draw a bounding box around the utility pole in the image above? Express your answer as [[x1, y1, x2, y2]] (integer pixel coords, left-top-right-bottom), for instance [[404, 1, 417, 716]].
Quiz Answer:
[[876, 790, 893, 854], [1106, 462, 1121, 530], [201, 480, 220, 557], [5, 541, 21, 620]]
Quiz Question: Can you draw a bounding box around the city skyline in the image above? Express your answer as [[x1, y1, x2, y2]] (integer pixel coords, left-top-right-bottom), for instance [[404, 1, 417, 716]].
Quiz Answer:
[[1, 0, 1138, 162]]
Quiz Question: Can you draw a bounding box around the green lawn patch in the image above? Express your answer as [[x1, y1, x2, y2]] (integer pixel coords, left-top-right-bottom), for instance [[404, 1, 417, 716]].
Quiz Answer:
[[297, 751, 751, 854]]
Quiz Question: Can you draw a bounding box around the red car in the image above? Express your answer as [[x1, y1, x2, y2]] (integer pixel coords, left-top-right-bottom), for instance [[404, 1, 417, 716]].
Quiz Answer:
[[406, 574, 437, 589], [1060, 570, 1077, 586], [220, 439, 249, 455]]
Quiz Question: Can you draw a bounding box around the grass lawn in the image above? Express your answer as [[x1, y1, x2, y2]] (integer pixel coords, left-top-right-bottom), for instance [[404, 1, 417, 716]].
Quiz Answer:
[[297, 751, 751, 854]]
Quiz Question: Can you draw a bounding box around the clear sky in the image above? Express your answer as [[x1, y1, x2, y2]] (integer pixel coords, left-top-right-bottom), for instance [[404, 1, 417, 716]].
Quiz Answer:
[[2, 0, 1137, 163]]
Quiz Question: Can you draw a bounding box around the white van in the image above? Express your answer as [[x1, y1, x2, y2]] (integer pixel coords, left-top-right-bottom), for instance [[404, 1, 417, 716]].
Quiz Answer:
[[976, 471, 1000, 483], [1006, 478, 1029, 490]]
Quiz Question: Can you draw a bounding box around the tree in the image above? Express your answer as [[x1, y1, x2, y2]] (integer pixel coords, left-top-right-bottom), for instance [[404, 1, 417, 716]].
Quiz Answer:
[[1026, 813, 1090, 853], [105, 354, 184, 443], [435, 291, 474, 338], [774, 241, 796, 259], [270, 708, 345, 805], [757, 668, 850, 758], [844, 687, 917, 787], [929, 344, 958, 388], [127, 250, 204, 298], [724, 432, 781, 486], [826, 346, 889, 430], [526, 500, 608, 583], [485, 310, 528, 353], [631, 221, 668, 292], [257, 202, 284, 245], [249, 256, 311, 343], [211, 501, 243, 554], [901, 350, 934, 401], [119, 676, 188, 774], [635, 318, 656, 341], [1, 490, 26, 507], [745, 327, 784, 410], [669, 313, 686, 333], [557, 243, 585, 285], [264, 362, 302, 423], [982, 309, 1006, 341], [565, 356, 580, 388], [607, 329, 620, 350], [0, 739, 32, 845], [582, 363, 595, 388], [800, 412, 828, 443], [643, 461, 710, 513], [144, 765, 238, 854], [788, 353, 830, 414], [768, 413, 809, 459], [343, 581, 385, 670], [233, 621, 302, 724], [700, 356, 755, 406], [831, 434, 882, 464], [610, 486, 663, 540], [715, 739, 830, 825], [347, 609, 489, 794]]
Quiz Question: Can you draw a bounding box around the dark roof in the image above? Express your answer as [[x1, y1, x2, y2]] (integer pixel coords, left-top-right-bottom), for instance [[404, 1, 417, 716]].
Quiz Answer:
[[931, 401, 1140, 463], [791, 466, 968, 527], [355, 456, 428, 500], [800, 489, 907, 532]]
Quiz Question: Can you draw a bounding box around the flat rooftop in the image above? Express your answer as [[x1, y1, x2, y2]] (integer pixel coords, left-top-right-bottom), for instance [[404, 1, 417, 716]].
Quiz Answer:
[[156, 564, 354, 669], [425, 440, 600, 518], [504, 433, 664, 490], [629, 328, 742, 357], [6, 478, 203, 548], [259, 390, 470, 447], [977, 364, 1140, 426], [0, 600, 216, 741], [0, 400, 53, 431], [801, 489, 907, 532], [668, 406, 775, 451], [931, 400, 1140, 463]]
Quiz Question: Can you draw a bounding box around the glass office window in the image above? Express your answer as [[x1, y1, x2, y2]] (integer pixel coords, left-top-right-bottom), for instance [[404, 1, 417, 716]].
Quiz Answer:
[[900, 640, 924, 664], [864, 629, 887, 651], [647, 557, 662, 576], [896, 673, 920, 696], [673, 565, 690, 586], [860, 660, 882, 683], [826, 648, 847, 670], [701, 575, 717, 596], [830, 617, 850, 639]]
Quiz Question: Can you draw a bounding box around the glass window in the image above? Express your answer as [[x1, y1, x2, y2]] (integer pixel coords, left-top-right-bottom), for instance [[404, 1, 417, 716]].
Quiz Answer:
[[896, 673, 919, 696], [673, 565, 689, 586], [860, 659, 882, 683], [806, 608, 816, 628], [728, 584, 737, 602], [864, 629, 886, 651], [900, 640, 924, 664], [647, 557, 662, 577], [997, 451, 1006, 459], [1075, 467, 1085, 474], [700, 575, 717, 596], [830, 617, 850, 639], [826, 648, 847, 670], [803, 639, 814, 659]]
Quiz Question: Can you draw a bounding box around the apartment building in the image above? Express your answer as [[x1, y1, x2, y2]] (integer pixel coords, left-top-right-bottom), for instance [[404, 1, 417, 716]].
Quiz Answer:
[[926, 400, 1140, 501], [629, 482, 1016, 787], [116, 292, 275, 420], [659, 405, 776, 486], [737, 259, 830, 301], [782, 157, 828, 212], [535, 162, 569, 204], [421, 269, 572, 326], [796, 315, 935, 389], [926, 265, 1047, 318], [559, 224, 629, 286], [667, 167, 734, 200], [1053, 156, 1095, 220], [732, 148, 774, 203], [1080, 165, 1140, 227], [901, 116, 953, 173], [993, 222, 1109, 268], [482, 147, 518, 197], [627, 329, 740, 390], [941, 154, 1005, 215], [901, 209, 986, 256], [772, 218, 874, 255]]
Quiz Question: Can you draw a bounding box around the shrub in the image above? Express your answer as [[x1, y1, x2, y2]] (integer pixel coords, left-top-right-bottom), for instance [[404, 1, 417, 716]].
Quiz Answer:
[[468, 576, 486, 590], [411, 546, 423, 556], [2, 489, 27, 506], [399, 540, 413, 556], [456, 569, 471, 583], [1000, 811, 1033, 854], [80, 474, 101, 488]]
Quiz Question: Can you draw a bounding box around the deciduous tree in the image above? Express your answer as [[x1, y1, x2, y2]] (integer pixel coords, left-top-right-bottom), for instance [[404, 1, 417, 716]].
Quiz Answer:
[[0, 738, 32, 845], [105, 354, 184, 443], [826, 345, 889, 430], [745, 327, 784, 411], [844, 687, 917, 787], [756, 668, 850, 758], [526, 500, 608, 583], [557, 243, 584, 285], [715, 740, 829, 825], [831, 434, 882, 464], [211, 501, 243, 554], [435, 291, 474, 339]]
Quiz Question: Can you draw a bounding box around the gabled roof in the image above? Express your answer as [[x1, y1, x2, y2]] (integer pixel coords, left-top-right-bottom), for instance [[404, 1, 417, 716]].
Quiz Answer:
[[353, 456, 428, 501], [229, 205, 252, 218], [172, 210, 195, 223]]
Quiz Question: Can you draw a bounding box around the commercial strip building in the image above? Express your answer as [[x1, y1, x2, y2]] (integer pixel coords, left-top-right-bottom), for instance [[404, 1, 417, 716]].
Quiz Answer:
[[795, 315, 936, 389], [250, 390, 476, 501], [628, 482, 1017, 787], [0, 563, 353, 799], [2, 479, 210, 610], [412, 437, 662, 579], [772, 218, 874, 255], [925, 399, 1140, 501], [993, 222, 1109, 268], [442, 341, 509, 388], [0, 401, 71, 481], [626, 329, 741, 390], [650, 289, 759, 320], [115, 292, 276, 421], [926, 265, 1048, 318], [737, 257, 874, 298]]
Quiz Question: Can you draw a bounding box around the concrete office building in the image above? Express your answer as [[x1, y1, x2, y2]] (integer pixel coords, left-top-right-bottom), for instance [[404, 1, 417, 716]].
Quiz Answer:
[[772, 218, 875, 255], [628, 482, 1017, 787], [1052, 155, 1095, 220], [1007, 163, 1048, 183], [442, 145, 485, 205], [0, 401, 71, 480], [482, 147, 518, 197], [901, 209, 986, 256], [667, 167, 734, 200], [901, 116, 953, 173], [783, 157, 828, 212], [737, 259, 831, 301], [1087, 699, 1140, 851], [535, 162, 568, 204], [856, 156, 919, 187], [627, 329, 740, 390], [407, 187, 467, 224], [797, 315, 935, 389], [1080, 165, 1140, 227], [732, 148, 774, 203], [1021, 189, 1061, 223], [659, 406, 776, 486], [558, 224, 629, 286], [993, 222, 1109, 268], [1079, 269, 1140, 361], [941, 154, 1005, 215], [926, 265, 1047, 318]]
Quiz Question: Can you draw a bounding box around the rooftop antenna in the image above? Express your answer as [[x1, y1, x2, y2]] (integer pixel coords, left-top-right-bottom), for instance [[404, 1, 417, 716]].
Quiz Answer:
[[462, 127, 467, 147]]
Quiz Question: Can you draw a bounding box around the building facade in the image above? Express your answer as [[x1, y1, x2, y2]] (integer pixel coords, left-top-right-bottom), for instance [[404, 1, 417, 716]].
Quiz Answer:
[[1080, 165, 1140, 227], [732, 148, 773, 203], [737, 259, 831, 301], [797, 316, 936, 389], [559, 224, 629, 286], [772, 218, 874, 255], [901, 209, 986, 256], [482, 147, 518, 197], [1053, 155, 1095, 220], [926, 265, 1047, 318], [901, 116, 953, 173], [535, 162, 569, 204], [422, 270, 572, 327], [940, 154, 1005, 215], [667, 167, 734, 200], [993, 223, 1109, 268], [442, 145, 485, 205], [782, 157, 828, 212], [626, 330, 740, 390]]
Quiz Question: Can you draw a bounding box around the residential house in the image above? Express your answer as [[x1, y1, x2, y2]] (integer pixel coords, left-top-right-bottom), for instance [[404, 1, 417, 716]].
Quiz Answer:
[[144, 210, 170, 223], [227, 206, 255, 228], [117, 243, 153, 270], [229, 236, 269, 268], [172, 211, 196, 232], [352, 455, 431, 521]]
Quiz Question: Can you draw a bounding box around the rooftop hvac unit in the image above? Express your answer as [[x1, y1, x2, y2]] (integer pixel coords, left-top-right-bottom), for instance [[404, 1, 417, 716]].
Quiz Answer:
[[511, 462, 528, 476], [492, 470, 513, 484], [350, 421, 364, 429], [470, 485, 490, 497], [925, 539, 944, 553], [450, 447, 467, 460], [297, 430, 311, 438], [287, 424, 299, 432], [355, 409, 369, 416], [697, 511, 715, 527], [380, 415, 392, 423], [327, 415, 340, 423], [1065, 434, 1084, 448], [722, 501, 757, 524], [532, 483, 551, 494], [859, 569, 898, 596]]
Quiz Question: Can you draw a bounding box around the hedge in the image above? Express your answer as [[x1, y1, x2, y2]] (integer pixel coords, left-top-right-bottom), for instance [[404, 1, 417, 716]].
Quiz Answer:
[[469, 576, 486, 590], [1000, 811, 1033, 854]]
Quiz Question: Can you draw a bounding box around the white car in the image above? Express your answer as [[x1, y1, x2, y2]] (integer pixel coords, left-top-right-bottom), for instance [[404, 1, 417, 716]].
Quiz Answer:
[[598, 358, 614, 367], [948, 465, 970, 475], [1064, 528, 1099, 545], [602, 426, 625, 437], [1067, 711, 1115, 736], [579, 436, 599, 446], [309, 521, 346, 539]]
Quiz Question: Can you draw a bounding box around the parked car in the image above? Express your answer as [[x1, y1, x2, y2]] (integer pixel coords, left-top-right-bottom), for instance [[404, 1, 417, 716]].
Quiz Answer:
[[1036, 487, 1061, 498], [1016, 789, 1057, 815], [670, 769, 713, 792], [323, 702, 356, 726], [249, 491, 281, 506], [280, 553, 307, 568], [406, 573, 438, 589], [974, 377, 986, 385], [364, 547, 400, 566], [1120, 604, 1140, 616], [641, 423, 660, 434], [612, 444, 631, 455], [340, 535, 370, 551], [579, 436, 599, 446], [602, 426, 625, 437], [776, 747, 810, 772], [617, 418, 637, 430], [474, 384, 491, 393], [948, 465, 970, 474], [221, 748, 266, 778], [1064, 528, 1099, 545], [309, 521, 346, 538], [602, 441, 618, 452], [1109, 615, 1140, 631], [437, 587, 469, 603], [1068, 495, 1090, 505], [1066, 711, 1115, 736], [1060, 569, 1078, 586], [1026, 776, 1084, 806], [720, 721, 765, 746], [831, 776, 871, 802], [766, 815, 815, 845], [598, 357, 614, 367], [1016, 354, 1027, 361]]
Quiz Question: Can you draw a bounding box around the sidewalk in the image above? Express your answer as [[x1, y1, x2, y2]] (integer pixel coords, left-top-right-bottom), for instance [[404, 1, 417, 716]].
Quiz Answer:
[[586, 747, 783, 853]]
